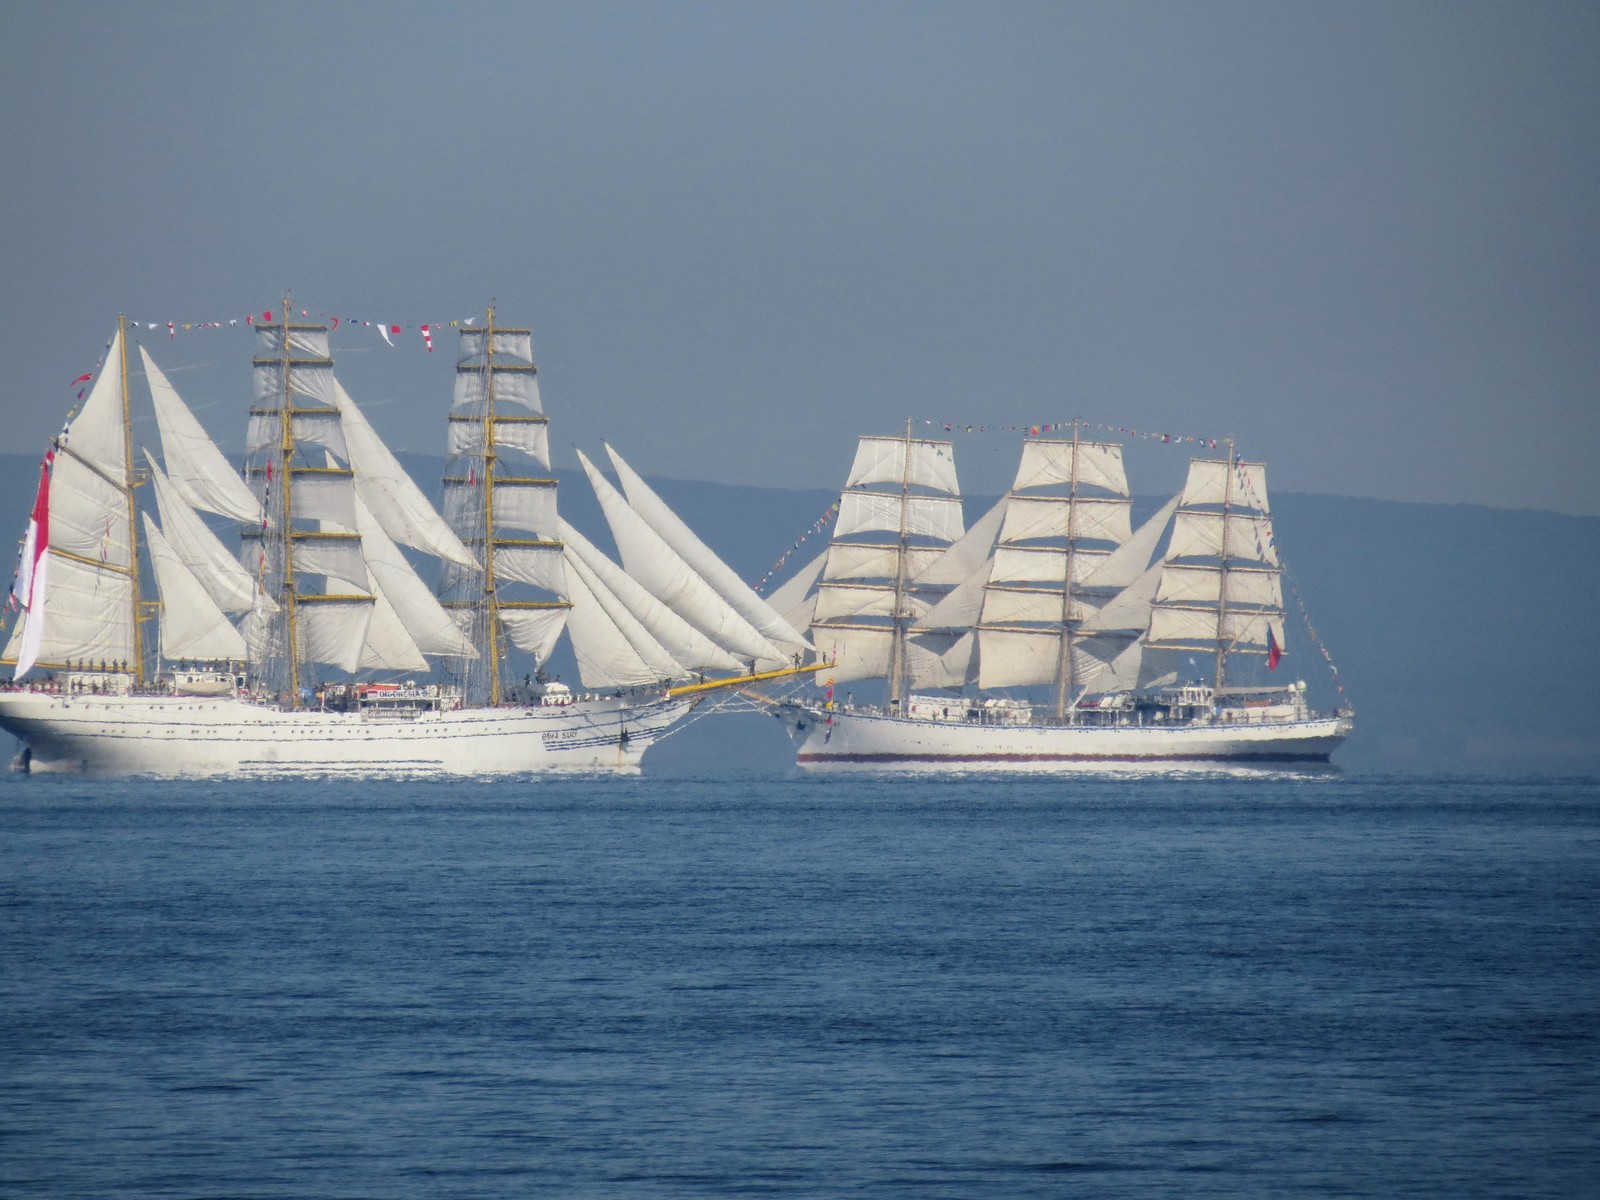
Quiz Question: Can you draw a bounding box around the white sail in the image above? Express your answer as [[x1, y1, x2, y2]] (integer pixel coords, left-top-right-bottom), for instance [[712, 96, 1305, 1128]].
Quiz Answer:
[[61, 328, 128, 477], [1155, 563, 1282, 609], [913, 559, 993, 631], [1078, 561, 1163, 633], [5, 552, 134, 670], [990, 545, 1113, 585], [253, 324, 335, 406], [1180, 458, 1269, 513], [997, 494, 1132, 546], [562, 547, 683, 689], [822, 542, 945, 583], [490, 541, 566, 593], [142, 347, 260, 523], [10, 358, 138, 671], [845, 435, 961, 495], [979, 585, 1100, 627], [1167, 510, 1279, 566], [1011, 439, 1128, 496], [332, 380, 477, 568], [353, 492, 478, 660], [455, 329, 542, 412], [295, 597, 376, 673], [580, 450, 785, 666], [835, 491, 965, 543], [484, 478, 558, 538], [907, 628, 975, 689], [808, 622, 891, 684], [143, 515, 247, 662], [246, 407, 348, 463], [47, 452, 130, 566], [605, 445, 811, 655], [813, 582, 933, 624], [976, 626, 1119, 691], [446, 414, 550, 468], [1079, 492, 1181, 592], [144, 453, 260, 615], [763, 548, 828, 629], [561, 519, 742, 674], [911, 496, 1007, 588], [293, 532, 367, 586], [319, 566, 426, 675], [1146, 597, 1290, 655], [289, 468, 359, 530], [496, 607, 569, 662]]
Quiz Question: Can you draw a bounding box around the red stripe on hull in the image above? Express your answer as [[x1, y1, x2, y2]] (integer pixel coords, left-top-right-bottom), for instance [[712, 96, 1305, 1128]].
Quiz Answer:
[[797, 750, 1334, 764]]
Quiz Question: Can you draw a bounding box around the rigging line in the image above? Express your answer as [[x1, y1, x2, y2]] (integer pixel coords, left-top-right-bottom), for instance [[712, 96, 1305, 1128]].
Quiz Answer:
[[1226, 458, 1349, 704], [751, 501, 840, 594], [917, 415, 1228, 452]]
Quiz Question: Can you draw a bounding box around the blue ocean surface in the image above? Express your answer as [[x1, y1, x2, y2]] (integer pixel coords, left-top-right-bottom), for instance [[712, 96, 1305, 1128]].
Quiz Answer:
[[2, 771, 1597, 1198]]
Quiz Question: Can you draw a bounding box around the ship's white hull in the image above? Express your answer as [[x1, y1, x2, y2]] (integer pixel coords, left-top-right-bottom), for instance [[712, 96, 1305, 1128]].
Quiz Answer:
[[780, 704, 1352, 773], [0, 691, 692, 777]]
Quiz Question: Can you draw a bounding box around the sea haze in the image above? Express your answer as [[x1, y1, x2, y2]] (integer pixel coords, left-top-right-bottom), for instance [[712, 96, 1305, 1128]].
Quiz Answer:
[[2, 773, 1596, 1197]]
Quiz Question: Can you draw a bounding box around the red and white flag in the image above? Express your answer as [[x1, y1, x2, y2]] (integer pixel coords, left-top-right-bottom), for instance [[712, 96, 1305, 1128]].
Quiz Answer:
[[13, 449, 55, 678], [421, 324, 433, 353]]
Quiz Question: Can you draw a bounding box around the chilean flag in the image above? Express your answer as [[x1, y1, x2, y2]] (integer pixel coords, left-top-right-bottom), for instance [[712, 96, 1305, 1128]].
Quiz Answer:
[[13, 449, 54, 678], [1266, 623, 1282, 671]]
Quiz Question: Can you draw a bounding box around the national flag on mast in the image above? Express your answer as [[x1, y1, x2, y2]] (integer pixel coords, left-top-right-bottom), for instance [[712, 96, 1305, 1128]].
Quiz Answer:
[[1266, 623, 1282, 671], [13, 448, 55, 678]]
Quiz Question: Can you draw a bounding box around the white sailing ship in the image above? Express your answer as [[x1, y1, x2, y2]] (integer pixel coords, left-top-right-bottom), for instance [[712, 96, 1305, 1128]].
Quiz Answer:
[[0, 306, 808, 776], [772, 422, 1353, 771]]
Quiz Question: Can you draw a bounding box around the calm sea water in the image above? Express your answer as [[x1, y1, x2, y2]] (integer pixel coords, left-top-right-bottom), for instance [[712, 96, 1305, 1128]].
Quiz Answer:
[[2, 770, 1596, 1198]]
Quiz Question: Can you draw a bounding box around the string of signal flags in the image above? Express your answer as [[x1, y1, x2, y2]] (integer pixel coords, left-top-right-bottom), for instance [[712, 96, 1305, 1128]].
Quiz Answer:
[[922, 417, 1223, 451], [68, 306, 498, 399]]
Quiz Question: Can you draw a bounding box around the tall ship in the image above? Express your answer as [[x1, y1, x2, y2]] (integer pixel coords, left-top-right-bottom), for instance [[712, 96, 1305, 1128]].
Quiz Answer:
[[771, 422, 1353, 770], [0, 306, 808, 775]]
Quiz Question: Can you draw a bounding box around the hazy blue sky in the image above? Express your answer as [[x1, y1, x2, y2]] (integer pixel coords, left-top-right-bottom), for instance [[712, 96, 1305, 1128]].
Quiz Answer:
[[3, 1, 1596, 513]]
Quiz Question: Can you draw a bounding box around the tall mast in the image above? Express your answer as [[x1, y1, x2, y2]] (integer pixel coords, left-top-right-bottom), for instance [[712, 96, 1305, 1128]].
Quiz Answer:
[[277, 297, 301, 706], [1214, 436, 1235, 697], [117, 313, 146, 684], [885, 416, 914, 709], [1051, 418, 1082, 720], [481, 305, 503, 707]]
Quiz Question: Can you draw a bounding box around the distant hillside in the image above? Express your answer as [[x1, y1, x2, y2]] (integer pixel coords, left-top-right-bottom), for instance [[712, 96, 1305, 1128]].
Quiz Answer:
[[2, 452, 1596, 776]]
